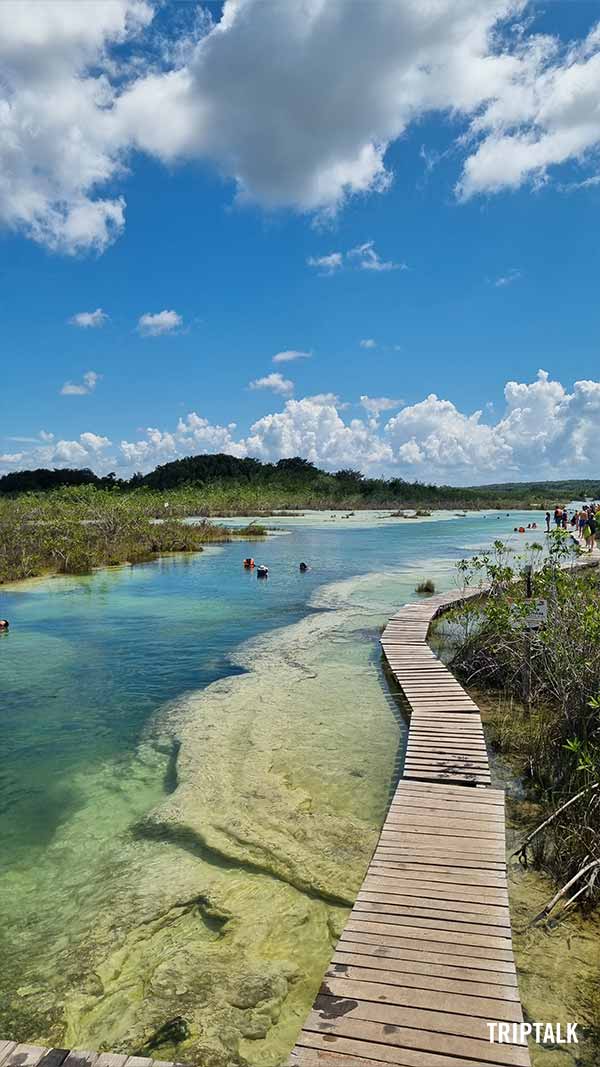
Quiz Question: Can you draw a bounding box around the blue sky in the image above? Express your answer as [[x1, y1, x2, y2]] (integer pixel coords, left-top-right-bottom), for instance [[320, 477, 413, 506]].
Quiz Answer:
[[2, 0, 600, 484]]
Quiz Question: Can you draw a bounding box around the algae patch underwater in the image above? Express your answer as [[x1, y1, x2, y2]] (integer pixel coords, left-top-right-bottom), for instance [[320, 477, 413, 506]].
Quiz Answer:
[[4, 578, 400, 1067]]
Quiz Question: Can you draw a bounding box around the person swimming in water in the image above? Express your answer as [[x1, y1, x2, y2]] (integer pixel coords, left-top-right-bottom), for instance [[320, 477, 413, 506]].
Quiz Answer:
[[0, 619, 9, 631], [299, 562, 309, 572]]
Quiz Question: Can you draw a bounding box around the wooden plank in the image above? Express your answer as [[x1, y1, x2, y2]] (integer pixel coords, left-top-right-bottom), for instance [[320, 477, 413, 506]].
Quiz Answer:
[[0, 1047, 17, 1067], [403, 770, 492, 784], [394, 781, 503, 797], [305, 1007, 529, 1065], [369, 862, 507, 886], [38, 1053, 70, 1067], [360, 871, 509, 896], [94, 1057, 128, 1067], [357, 889, 509, 916], [405, 750, 489, 761], [353, 902, 510, 933], [320, 976, 523, 1023], [406, 736, 488, 747], [374, 847, 503, 865], [381, 811, 504, 832], [312, 994, 520, 1045], [393, 785, 503, 804], [403, 753, 493, 766], [327, 959, 520, 997], [337, 937, 517, 973], [344, 919, 513, 953], [373, 851, 505, 870], [3, 1048, 48, 1067], [61, 1054, 99, 1067], [326, 960, 518, 990], [353, 902, 511, 934], [377, 834, 503, 856], [360, 877, 509, 905]]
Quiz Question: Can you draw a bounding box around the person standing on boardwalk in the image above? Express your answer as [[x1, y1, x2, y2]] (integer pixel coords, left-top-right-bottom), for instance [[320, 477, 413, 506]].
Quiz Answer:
[[587, 510, 596, 552]]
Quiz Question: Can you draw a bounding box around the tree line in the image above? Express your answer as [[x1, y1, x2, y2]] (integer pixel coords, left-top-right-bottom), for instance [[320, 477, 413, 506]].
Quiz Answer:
[[3, 452, 597, 507]]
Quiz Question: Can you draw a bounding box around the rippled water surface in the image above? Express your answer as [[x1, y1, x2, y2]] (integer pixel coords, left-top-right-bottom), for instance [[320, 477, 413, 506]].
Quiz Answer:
[[0, 509, 542, 1065]]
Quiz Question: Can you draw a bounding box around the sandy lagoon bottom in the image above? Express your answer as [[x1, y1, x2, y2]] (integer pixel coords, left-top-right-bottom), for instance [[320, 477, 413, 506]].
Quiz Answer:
[[0, 511, 545, 1065]]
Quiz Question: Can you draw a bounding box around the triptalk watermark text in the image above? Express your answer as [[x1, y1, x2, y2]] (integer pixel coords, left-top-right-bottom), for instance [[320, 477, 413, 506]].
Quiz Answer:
[[488, 1022, 578, 1045]]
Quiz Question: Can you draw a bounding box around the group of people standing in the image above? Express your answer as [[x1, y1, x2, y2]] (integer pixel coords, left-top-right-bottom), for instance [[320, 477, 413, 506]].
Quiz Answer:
[[545, 505, 597, 552]]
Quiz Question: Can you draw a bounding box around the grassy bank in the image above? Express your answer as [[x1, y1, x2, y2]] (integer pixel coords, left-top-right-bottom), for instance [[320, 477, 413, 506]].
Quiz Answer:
[[0, 486, 266, 584], [448, 534, 599, 916]]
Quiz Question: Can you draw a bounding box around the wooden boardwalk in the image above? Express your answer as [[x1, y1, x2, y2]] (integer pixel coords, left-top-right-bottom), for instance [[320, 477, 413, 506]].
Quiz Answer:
[[0, 1045, 183, 1067], [288, 589, 531, 1067]]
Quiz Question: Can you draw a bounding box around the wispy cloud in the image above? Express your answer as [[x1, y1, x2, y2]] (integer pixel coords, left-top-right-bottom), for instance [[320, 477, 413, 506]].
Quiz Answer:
[[306, 252, 343, 275], [557, 174, 600, 193], [60, 370, 101, 396], [249, 372, 294, 395], [360, 395, 401, 417], [349, 241, 405, 272], [309, 241, 406, 276], [69, 308, 108, 328], [272, 349, 311, 364], [360, 338, 377, 349], [138, 310, 182, 337], [7, 430, 55, 444], [493, 268, 522, 288]]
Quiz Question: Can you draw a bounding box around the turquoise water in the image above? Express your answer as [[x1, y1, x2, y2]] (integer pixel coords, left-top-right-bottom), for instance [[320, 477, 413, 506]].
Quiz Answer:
[[0, 509, 543, 1065]]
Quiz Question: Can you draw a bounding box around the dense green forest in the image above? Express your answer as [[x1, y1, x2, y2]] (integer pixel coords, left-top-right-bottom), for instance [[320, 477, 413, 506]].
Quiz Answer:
[[2, 453, 598, 509]]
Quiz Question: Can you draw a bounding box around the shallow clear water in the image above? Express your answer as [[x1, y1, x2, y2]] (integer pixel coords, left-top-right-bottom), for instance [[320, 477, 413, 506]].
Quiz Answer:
[[0, 509, 544, 1065]]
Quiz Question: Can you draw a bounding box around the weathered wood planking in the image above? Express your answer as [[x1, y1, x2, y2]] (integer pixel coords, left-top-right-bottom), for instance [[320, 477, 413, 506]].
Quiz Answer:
[[381, 591, 491, 786], [289, 586, 531, 1067], [0, 1048, 184, 1067]]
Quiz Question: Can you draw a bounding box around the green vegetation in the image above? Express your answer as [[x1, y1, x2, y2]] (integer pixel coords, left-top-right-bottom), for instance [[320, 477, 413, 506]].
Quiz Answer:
[[3, 453, 600, 510], [236, 521, 268, 537], [0, 486, 264, 584], [451, 533, 599, 916], [415, 578, 436, 593]]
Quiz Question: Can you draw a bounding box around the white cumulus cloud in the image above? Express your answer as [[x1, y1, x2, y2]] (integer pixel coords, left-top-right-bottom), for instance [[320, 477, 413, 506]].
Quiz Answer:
[[360, 339, 377, 349], [69, 308, 108, 328], [3, 2, 600, 254], [137, 310, 182, 337], [249, 372, 294, 395], [60, 370, 101, 396], [0, 431, 112, 471], [5, 370, 600, 485]]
